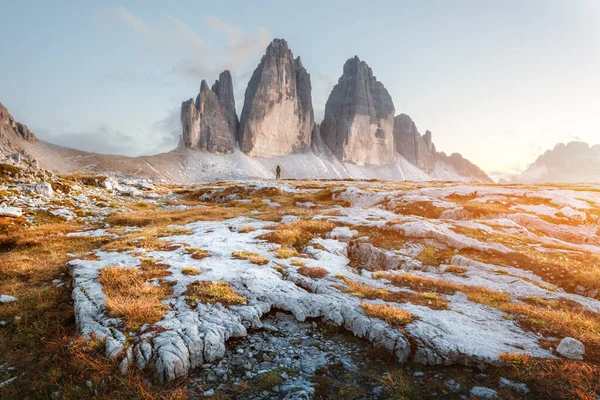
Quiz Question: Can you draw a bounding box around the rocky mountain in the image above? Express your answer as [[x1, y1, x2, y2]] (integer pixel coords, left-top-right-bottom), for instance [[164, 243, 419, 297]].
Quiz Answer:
[[1, 38, 492, 184], [516, 141, 600, 183], [436, 151, 493, 183], [393, 113, 492, 182], [321, 56, 396, 166], [238, 39, 314, 157], [393, 114, 436, 173], [181, 71, 238, 154], [0, 102, 36, 155]]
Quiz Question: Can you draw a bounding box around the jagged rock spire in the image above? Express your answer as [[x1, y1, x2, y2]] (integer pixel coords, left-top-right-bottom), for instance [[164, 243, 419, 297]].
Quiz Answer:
[[320, 56, 395, 166], [180, 71, 238, 154], [238, 38, 314, 157]]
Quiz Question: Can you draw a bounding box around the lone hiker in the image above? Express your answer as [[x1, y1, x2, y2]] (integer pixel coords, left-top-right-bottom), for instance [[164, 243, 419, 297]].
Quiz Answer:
[[275, 165, 281, 179]]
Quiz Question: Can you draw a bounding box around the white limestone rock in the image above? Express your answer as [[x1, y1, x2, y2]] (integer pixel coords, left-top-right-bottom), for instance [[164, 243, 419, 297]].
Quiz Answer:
[[0, 207, 22, 218], [556, 337, 585, 360]]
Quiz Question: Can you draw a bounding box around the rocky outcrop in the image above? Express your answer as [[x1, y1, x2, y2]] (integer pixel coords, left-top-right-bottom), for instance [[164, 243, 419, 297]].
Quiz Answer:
[[238, 39, 314, 157], [0, 103, 36, 157], [393, 114, 492, 182], [181, 71, 238, 154], [393, 114, 436, 172], [321, 57, 395, 166]]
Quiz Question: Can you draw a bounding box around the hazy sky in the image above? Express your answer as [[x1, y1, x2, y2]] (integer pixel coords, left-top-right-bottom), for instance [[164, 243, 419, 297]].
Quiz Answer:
[[1, 0, 599, 173]]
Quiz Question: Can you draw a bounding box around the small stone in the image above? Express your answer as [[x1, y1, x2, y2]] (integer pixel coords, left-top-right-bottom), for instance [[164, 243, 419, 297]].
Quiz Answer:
[[470, 386, 498, 399], [444, 379, 461, 392], [202, 389, 214, 397], [498, 377, 529, 393], [556, 337, 585, 360], [85, 380, 93, 388], [413, 371, 425, 377], [0, 295, 18, 304]]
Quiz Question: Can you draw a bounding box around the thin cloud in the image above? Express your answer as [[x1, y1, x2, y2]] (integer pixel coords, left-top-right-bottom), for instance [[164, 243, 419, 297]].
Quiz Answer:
[[115, 6, 157, 40], [113, 7, 271, 82]]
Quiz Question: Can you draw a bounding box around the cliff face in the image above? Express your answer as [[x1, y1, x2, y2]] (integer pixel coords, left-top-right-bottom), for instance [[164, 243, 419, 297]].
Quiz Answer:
[[181, 71, 238, 154], [393, 114, 435, 173], [238, 39, 314, 157], [320, 56, 395, 166], [0, 102, 36, 156]]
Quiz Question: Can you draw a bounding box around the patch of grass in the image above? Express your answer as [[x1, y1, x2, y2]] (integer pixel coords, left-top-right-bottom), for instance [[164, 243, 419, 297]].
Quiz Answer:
[[186, 247, 211, 260], [444, 265, 467, 275], [274, 246, 301, 259], [238, 226, 256, 233], [500, 353, 600, 400], [253, 370, 284, 390], [232, 251, 269, 265], [416, 245, 455, 267], [297, 265, 329, 279], [340, 276, 449, 310], [361, 303, 414, 328], [98, 266, 171, 330], [290, 259, 305, 267], [181, 267, 200, 276], [258, 219, 336, 250], [184, 281, 246, 307], [380, 370, 421, 400]]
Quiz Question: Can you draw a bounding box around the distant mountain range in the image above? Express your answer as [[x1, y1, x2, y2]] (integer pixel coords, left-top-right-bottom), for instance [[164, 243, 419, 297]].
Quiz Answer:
[[2, 38, 498, 183], [514, 141, 600, 183]]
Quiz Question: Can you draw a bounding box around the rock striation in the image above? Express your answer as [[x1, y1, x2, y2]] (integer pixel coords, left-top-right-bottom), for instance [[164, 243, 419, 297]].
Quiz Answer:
[[320, 56, 396, 166], [181, 71, 238, 154], [393, 114, 436, 173], [238, 39, 314, 157]]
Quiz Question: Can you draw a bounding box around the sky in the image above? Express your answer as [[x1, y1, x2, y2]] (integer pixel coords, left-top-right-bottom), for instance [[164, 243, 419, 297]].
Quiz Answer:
[[1, 0, 599, 174]]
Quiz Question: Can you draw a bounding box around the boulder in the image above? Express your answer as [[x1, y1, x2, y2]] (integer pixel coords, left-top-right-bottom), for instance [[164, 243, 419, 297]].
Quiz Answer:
[[320, 56, 395, 166], [239, 39, 314, 157], [0, 207, 22, 218], [556, 337, 584, 360], [470, 386, 498, 399], [30, 183, 54, 197], [181, 71, 238, 154]]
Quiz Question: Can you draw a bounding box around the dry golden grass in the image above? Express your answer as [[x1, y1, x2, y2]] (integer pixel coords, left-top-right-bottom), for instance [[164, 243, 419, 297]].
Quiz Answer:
[[416, 245, 455, 267], [0, 219, 189, 398], [297, 265, 329, 279], [390, 201, 445, 219], [290, 259, 305, 267], [185, 281, 246, 306], [185, 247, 211, 260], [99, 266, 171, 330], [500, 353, 600, 400], [273, 246, 302, 259], [181, 267, 200, 276], [238, 225, 256, 233], [339, 276, 448, 310], [361, 303, 414, 328], [444, 265, 468, 275], [258, 219, 336, 250], [231, 251, 270, 265]]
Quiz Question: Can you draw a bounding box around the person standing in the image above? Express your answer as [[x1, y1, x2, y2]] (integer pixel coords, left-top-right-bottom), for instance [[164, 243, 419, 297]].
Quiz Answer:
[[275, 165, 281, 179]]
